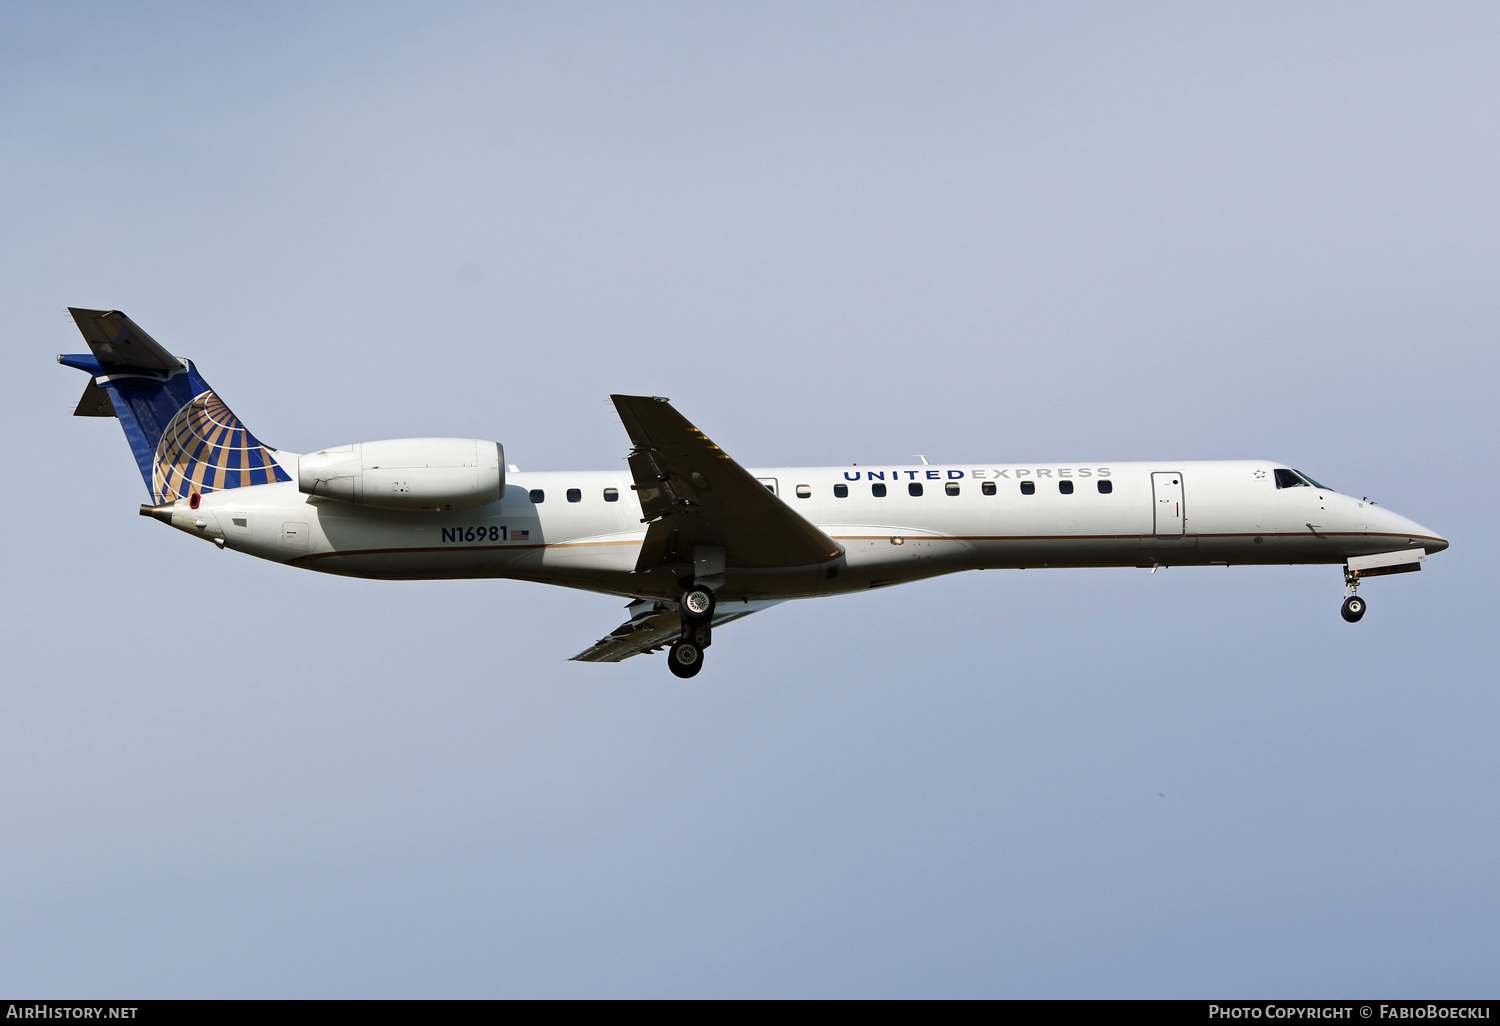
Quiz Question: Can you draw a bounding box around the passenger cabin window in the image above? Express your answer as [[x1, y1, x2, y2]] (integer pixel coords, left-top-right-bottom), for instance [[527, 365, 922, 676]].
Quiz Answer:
[[872, 483, 887, 497], [567, 488, 582, 503], [529, 489, 545, 503], [796, 484, 811, 498], [603, 488, 619, 502], [1059, 480, 1074, 494], [982, 481, 996, 496], [945, 482, 960, 496], [1020, 481, 1035, 495], [1097, 480, 1112, 494], [834, 484, 848, 498], [909, 482, 923, 496]]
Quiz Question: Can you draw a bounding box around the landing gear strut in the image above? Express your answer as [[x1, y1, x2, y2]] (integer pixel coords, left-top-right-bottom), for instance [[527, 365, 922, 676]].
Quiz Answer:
[[1341, 566, 1367, 623]]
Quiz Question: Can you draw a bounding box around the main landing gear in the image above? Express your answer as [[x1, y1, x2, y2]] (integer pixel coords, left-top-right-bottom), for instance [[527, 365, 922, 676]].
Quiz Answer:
[[1341, 566, 1367, 623], [679, 585, 716, 625], [667, 585, 716, 679], [668, 636, 705, 678]]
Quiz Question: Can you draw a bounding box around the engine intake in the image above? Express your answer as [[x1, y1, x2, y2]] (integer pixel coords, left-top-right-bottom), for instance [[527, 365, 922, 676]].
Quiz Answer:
[[298, 438, 504, 511]]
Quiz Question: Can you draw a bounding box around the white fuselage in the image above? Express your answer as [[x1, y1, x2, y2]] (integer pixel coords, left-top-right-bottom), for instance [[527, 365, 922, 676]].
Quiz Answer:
[[166, 457, 1447, 603]]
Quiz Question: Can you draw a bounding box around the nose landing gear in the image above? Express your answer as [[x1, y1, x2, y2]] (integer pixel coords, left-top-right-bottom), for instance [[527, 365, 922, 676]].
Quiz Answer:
[[1340, 566, 1366, 623]]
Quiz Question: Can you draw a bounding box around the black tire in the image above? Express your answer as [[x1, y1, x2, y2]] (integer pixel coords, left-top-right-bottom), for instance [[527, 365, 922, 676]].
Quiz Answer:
[[668, 640, 704, 678], [1341, 595, 1366, 623], [679, 586, 716, 626]]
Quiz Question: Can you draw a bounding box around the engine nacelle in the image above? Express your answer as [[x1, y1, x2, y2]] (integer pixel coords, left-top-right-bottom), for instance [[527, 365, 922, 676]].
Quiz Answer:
[[298, 438, 504, 511]]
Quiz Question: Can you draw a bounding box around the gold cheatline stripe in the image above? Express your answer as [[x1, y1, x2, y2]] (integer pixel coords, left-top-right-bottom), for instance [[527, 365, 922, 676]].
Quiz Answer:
[[289, 539, 642, 563], [290, 531, 1442, 564], [834, 531, 1442, 543]]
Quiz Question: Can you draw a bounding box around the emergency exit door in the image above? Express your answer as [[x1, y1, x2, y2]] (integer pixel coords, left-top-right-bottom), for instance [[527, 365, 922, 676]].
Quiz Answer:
[[1151, 472, 1185, 538]]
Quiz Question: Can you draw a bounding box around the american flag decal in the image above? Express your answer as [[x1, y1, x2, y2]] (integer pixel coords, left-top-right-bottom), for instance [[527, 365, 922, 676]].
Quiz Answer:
[[514, 529, 529, 540]]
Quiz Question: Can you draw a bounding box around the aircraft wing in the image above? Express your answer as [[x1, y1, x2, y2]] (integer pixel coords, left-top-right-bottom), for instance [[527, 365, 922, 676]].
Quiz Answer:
[[571, 597, 783, 663], [611, 394, 843, 572]]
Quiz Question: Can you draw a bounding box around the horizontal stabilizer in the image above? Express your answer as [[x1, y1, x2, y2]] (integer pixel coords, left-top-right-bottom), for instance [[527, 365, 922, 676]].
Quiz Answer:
[[72, 378, 117, 417], [68, 308, 179, 374]]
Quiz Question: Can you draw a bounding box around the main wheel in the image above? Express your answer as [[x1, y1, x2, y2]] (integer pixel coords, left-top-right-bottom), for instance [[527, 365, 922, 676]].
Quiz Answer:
[[1341, 595, 1366, 623], [667, 640, 704, 678], [679, 585, 716, 626]]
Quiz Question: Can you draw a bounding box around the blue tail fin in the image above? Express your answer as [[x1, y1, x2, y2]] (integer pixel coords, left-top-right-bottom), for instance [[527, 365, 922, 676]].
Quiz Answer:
[[59, 308, 291, 503]]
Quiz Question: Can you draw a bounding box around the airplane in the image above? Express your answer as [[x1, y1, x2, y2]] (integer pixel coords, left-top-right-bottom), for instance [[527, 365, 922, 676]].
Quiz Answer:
[[58, 308, 1449, 678]]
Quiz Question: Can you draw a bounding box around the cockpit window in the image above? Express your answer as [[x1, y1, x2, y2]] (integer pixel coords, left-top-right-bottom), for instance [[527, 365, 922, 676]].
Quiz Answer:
[[1274, 468, 1328, 490]]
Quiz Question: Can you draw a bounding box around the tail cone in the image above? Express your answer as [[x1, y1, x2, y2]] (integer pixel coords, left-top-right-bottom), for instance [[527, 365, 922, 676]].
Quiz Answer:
[[139, 503, 174, 523]]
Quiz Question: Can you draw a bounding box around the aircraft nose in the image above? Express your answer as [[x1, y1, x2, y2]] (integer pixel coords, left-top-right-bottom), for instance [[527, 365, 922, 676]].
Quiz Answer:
[[1379, 506, 1448, 554]]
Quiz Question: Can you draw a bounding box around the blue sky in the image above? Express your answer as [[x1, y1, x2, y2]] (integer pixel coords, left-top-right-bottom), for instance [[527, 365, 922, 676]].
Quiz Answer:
[[1, 2, 1496, 996]]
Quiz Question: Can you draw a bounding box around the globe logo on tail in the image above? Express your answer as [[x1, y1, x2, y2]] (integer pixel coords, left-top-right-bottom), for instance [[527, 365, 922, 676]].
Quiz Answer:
[[151, 390, 289, 503]]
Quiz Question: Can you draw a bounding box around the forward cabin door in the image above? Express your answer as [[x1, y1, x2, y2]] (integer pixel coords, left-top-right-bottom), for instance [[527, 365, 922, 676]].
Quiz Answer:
[[1151, 472, 1185, 538]]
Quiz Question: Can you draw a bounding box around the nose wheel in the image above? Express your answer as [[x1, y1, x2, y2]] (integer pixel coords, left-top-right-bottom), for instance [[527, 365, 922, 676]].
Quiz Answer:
[[1340, 565, 1367, 622]]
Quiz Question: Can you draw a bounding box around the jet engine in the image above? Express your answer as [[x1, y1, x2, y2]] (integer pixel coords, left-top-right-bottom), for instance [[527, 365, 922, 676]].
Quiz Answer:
[[298, 438, 504, 511]]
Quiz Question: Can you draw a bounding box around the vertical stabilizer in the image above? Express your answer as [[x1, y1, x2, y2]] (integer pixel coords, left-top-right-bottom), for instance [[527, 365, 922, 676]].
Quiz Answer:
[[59, 308, 291, 502]]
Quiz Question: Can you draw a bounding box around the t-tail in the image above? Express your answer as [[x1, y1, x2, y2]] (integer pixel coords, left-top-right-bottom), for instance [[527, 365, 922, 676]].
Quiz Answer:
[[57, 308, 291, 504]]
